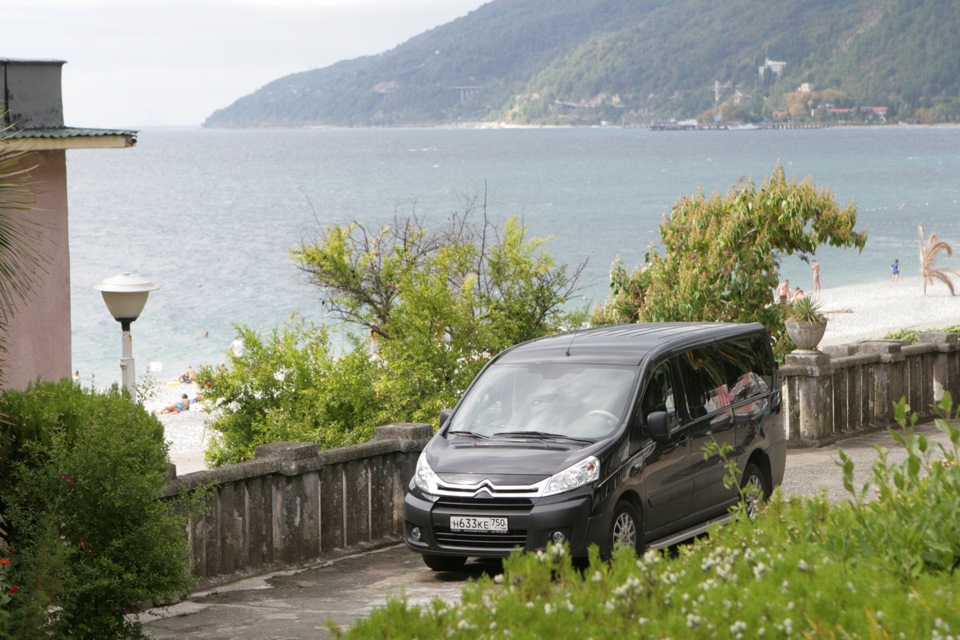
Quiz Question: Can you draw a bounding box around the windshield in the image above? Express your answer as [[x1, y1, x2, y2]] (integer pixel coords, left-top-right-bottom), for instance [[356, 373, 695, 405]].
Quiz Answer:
[[447, 363, 638, 441]]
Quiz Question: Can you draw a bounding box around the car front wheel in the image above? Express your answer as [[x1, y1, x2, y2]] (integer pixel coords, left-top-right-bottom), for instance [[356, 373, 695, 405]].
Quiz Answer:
[[609, 501, 643, 555], [740, 462, 771, 518]]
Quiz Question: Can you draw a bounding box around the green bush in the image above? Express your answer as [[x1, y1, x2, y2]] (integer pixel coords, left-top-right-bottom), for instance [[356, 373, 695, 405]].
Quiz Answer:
[[0, 380, 195, 639], [334, 395, 960, 638], [594, 165, 866, 359], [884, 324, 960, 342], [199, 208, 587, 466], [198, 316, 381, 467]]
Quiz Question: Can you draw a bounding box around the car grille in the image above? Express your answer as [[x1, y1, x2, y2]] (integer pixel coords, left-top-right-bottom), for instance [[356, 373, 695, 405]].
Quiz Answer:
[[433, 495, 534, 551], [435, 528, 527, 550]]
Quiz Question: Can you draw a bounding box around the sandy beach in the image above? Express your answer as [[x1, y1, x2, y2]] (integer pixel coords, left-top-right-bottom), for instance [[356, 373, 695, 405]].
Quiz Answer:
[[815, 275, 960, 346], [156, 274, 960, 475]]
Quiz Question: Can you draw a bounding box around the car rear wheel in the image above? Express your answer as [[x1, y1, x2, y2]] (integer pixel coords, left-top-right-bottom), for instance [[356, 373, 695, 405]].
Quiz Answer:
[[740, 462, 771, 518], [609, 501, 643, 555], [422, 553, 467, 572]]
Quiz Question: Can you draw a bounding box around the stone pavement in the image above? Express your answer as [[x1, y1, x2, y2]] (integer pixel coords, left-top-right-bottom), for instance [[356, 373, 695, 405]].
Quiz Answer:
[[139, 421, 954, 639], [138, 544, 486, 639]]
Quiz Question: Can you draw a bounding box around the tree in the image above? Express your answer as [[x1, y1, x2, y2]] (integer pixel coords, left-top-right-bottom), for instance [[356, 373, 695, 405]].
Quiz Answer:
[[918, 225, 959, 295], [293, 194, 586, 424], [594, 164, 867, 356]]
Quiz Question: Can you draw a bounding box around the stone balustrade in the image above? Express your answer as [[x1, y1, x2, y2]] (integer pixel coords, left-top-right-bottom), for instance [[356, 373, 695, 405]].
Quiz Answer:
[[163, 423, 433, 585], [780, 332, 959, 445]]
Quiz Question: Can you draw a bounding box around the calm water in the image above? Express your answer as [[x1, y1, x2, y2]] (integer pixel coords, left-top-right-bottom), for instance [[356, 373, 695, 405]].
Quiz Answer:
[[67, 126, 960, 387]]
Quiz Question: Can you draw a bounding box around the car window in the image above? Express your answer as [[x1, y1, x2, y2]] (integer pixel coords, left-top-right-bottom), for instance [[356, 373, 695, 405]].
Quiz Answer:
[[640, 361, 676, 424], [676, 346, 728, 419], [448, 363, 638, 439]]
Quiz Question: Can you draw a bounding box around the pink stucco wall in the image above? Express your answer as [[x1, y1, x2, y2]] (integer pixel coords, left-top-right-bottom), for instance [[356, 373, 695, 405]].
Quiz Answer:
[[2, 149, 72, 389]]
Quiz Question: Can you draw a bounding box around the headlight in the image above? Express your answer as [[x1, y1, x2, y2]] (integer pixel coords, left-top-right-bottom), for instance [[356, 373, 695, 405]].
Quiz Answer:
[[542, 456, 600, 497], [414, 451, 441, 496]]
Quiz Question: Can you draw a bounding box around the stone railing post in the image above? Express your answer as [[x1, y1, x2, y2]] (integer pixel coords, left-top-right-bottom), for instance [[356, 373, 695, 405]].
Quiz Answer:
[[858, 341, 907, 426], [781, 350, 834, 444], [919, 332, 960, 404]]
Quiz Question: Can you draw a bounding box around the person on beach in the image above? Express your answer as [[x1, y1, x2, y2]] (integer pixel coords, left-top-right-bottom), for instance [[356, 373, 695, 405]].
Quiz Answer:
[[792, 286, 805, 302], [891, 258, 900, 283], [811, 260, 821, 293], [228, 336, 244, 357], [159, 394, 190, 414], [179, 364, 197, 383], [776, 279, 790, 303]]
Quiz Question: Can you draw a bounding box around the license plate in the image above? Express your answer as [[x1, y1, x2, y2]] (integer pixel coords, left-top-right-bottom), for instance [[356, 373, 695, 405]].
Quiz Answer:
[[449, 515, 508, 532]]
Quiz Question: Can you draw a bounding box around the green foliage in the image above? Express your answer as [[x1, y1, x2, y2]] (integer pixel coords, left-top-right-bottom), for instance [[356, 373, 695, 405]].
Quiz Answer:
[[335, 395, 960, 638], [0, 380, 196, 639], [294, 202, 584, 423], [197, 317, 380, 467], [204, 0, 960, 127], [201, 203, 585, 464], [784, 295, 826, 324], [594, 164, 865, 357], [884, 324, 960, 342]]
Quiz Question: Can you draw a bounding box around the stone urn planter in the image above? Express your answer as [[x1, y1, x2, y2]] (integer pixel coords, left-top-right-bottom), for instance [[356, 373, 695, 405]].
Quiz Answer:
[[785, 296, 828, 351], [785, 320, 828, 351]]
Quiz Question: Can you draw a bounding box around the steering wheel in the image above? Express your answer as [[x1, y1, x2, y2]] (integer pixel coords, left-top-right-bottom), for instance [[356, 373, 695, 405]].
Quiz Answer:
[[584, 409, 618, 424]]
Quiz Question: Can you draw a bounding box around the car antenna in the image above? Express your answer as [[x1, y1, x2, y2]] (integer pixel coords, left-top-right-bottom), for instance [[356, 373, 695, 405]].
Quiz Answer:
[[566, 295, 595, 357], [565, 328, 578, 357]]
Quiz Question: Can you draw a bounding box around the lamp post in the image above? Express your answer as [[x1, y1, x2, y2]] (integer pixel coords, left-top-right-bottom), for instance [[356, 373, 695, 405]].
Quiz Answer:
[[95, 273, 159, 401]]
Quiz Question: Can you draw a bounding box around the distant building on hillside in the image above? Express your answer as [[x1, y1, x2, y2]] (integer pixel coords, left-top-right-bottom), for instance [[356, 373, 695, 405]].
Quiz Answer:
[[0, 58, 137, 390], [759, 58, 787, 82]]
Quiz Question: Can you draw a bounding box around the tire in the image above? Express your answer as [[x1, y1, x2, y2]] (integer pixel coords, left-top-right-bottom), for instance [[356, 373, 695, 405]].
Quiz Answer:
[[422, 554, 467, 572], [609, 501, 643, 555], [740, 462, 771, 518]]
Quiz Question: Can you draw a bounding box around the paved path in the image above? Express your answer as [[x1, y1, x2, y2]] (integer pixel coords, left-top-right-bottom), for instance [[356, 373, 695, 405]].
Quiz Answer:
[[140, 421, 953, 639]]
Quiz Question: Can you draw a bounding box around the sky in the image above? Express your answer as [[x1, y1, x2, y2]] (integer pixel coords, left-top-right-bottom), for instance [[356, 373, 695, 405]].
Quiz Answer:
[[5, 0, 490, 128]]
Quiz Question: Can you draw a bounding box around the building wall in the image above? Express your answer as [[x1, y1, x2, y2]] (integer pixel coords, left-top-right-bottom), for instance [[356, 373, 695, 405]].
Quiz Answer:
[[2, 149, 72, 389]]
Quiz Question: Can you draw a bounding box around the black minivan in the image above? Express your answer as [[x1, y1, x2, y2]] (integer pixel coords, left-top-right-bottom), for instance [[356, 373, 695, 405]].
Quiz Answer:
[[403, 322, 786, 571]]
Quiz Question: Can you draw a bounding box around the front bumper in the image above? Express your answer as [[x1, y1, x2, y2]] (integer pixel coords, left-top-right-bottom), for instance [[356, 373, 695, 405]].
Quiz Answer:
[[403, 489, 607, 559]]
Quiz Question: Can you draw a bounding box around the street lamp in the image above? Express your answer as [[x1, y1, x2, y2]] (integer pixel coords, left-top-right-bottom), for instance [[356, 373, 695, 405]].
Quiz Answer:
[[95, 273, 159, 401]]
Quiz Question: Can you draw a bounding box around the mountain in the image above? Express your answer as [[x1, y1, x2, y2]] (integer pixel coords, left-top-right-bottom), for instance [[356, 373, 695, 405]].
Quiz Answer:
[[203, 0, 960, 128]]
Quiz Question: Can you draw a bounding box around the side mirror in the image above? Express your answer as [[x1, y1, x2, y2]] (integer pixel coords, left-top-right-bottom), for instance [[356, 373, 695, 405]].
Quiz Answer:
[[439, 408, 453, 429], [647, 411, 671, 442]]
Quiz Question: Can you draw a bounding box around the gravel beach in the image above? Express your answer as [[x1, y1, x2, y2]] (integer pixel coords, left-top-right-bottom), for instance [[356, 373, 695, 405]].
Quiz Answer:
[[155, 275, 960, 475], [815, 275, 960, 345]]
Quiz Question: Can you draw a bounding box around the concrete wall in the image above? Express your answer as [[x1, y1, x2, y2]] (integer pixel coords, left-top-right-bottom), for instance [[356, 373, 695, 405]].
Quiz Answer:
[[163, 423, 433, 585], [780, 333, 959, 445]]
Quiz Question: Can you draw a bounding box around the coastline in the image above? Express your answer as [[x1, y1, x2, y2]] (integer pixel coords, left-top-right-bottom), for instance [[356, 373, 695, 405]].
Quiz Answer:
[[814, 275, 960, 346]]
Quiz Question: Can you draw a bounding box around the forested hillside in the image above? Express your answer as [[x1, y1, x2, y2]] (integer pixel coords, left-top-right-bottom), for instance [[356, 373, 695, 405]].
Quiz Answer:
[[204, 0, 960, 128]]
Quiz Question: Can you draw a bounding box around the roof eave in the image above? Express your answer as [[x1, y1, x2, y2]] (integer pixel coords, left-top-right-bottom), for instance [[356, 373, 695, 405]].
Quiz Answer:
[[2, 128, 138, 150]]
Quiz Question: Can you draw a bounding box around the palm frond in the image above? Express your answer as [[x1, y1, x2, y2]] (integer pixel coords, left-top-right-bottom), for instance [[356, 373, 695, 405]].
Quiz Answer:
[[0, 117, 48, 384], [918, 225, 960, 295]]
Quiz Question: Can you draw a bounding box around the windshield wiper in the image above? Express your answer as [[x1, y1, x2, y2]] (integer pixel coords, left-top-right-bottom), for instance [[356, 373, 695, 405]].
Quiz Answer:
[[493, 430, 594, 444], [447, 430, 488, 439]]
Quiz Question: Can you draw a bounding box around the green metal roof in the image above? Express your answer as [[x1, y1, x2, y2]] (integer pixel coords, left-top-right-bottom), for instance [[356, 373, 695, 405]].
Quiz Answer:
[[8, 127, 137, 141]]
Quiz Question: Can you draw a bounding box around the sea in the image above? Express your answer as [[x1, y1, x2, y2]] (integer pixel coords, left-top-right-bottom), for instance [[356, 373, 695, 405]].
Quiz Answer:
[[67, 125, 960, 388]]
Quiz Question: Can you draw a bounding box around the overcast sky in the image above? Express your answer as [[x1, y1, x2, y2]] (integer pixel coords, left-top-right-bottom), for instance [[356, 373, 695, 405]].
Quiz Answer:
[[5, 0, 490, 128]]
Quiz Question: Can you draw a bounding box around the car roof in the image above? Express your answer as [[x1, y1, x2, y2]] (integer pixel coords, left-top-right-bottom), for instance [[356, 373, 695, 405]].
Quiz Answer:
[[494, 322, 768, 367]]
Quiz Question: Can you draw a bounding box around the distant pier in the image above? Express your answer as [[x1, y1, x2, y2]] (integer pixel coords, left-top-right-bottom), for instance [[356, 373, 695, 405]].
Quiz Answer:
[[647, 119, 842, 131]]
